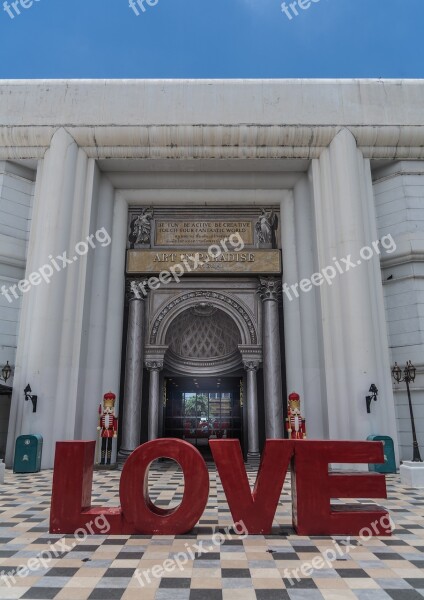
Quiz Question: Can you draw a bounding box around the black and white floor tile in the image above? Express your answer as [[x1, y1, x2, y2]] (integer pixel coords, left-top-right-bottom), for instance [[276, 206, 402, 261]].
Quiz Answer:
[[0, 460, 423, 600]]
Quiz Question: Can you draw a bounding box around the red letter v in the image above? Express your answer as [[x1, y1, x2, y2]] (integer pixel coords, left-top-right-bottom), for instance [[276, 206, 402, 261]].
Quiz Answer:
[[210, 439, 294, 534]]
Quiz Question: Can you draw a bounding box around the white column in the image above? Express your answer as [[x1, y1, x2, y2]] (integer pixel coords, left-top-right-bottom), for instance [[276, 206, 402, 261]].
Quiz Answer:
[[6, 128, 96, 468], [293, 175, 327, 438], [4, 160, 44, 468], [311, 128, 399, 449], [102, 193, 128, 462], [52, 155, 94, 440], [79, 174, 115, 453], [280, 192, 305, 402]]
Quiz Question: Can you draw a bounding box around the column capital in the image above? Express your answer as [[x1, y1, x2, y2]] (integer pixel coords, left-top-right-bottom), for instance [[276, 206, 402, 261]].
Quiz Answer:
[[257, 277, 282, 303], [145, 360, 164, 372], [244, 360, 260, 372], [126, 279, 148, 302]]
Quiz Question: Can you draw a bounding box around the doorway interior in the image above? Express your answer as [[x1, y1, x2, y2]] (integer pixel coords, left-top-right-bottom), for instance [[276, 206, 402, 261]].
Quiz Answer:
[[164, 376, 243, 454]]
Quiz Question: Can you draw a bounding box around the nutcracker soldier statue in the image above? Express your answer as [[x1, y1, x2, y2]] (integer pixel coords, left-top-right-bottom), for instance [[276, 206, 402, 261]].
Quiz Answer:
[[286, 392, 306, 439], [98, 392, 118, 465]]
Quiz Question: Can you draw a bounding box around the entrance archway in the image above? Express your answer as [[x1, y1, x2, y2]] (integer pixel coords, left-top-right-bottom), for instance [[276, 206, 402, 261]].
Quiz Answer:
[[162, 304, 243, 452], [122, 285, 268, 461]]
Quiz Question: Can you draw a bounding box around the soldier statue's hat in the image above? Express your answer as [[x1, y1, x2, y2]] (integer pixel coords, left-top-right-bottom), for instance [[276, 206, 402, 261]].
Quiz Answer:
[[288, 392, 300, 409], [103, 391, 116, 408]]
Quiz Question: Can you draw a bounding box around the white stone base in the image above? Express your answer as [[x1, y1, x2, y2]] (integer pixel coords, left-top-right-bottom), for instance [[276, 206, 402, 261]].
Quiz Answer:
[[0, 460, 5, 484], [400, 461, 424, 488]]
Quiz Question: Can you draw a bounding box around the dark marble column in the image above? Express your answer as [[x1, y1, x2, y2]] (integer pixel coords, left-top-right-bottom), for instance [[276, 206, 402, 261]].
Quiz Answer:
[[244, 360, 260, 456], [146, 360, 164, 441], [119, 281, 145, 456], [258, 277, 284, 438]]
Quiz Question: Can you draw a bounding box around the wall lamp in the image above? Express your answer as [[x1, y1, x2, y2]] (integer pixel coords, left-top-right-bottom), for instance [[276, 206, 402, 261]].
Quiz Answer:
[[1, 361, 12, 384], [24, 384, 38, 413], [366, 384, 378, 414]]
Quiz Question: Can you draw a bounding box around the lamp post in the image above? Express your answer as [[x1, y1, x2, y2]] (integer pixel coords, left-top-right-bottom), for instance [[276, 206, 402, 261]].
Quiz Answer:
[[392, 361, 422, 463], [0, 361, 12, 384]]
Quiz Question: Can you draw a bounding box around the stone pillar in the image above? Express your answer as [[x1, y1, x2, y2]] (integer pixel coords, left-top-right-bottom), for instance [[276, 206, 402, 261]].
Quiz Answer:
[[294, 176, 327, 439], [258, 278, 284, 438], [5, 128, 96, 469], [311, 128, 399, 450], [120, 282, 145, 456], [159, 373, 165, 438], [244, 360, 260, 456], [146, 360, 164, 441], [280, 191, 305, 403], [101, 194, 128, 442], [80, 174, 115, 441]]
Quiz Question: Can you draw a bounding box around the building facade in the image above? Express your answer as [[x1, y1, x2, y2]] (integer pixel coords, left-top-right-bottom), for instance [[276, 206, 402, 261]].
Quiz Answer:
[[0, 80, 423, 469]]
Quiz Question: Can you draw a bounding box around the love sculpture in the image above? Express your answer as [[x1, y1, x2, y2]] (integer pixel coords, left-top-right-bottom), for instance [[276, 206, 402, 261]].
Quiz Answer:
[[50, 438, 391, 536]]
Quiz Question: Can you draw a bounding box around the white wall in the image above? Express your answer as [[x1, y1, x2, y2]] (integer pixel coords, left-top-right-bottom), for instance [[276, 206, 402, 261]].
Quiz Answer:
[[373, 161, 424, 461], [0, 161, 35, 457]]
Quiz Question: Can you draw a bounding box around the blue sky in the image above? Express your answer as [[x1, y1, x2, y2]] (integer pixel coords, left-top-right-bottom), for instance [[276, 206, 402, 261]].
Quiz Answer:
[[0, 0, 422, 78]]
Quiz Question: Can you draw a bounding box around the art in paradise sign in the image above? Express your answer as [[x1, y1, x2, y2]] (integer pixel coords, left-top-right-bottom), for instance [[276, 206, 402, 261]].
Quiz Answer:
[[50, 439, 391, 537]]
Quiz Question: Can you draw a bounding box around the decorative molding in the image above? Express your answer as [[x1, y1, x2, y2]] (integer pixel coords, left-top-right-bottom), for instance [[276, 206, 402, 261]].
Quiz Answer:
[[125, 279, 148, 302], [165, 348, 242, 376], [144, 346, 168, 364], [257, 277, 282, 303], [243, 360, 260, 372], [145, 360, 164, 371], [4, 124, 424, 160], [149, 290, 258, 345], [239, 344, 262, 366], [381, 251, 424, 269]]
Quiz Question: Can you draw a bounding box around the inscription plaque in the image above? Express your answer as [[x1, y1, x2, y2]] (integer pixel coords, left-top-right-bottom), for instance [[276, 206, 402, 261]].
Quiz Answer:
[[155, 221, 254, 246], [127, 249, 281, 275]]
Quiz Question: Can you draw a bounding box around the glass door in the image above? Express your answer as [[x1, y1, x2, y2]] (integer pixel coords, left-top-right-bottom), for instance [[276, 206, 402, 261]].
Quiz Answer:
[[183, 391, 210, 447], [164, 378, 242, 449]]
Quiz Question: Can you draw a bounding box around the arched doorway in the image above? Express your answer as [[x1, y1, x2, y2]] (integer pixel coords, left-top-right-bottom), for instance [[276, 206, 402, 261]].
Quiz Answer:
[[162, 304, 243, 451], [121, 285, 268, 461]]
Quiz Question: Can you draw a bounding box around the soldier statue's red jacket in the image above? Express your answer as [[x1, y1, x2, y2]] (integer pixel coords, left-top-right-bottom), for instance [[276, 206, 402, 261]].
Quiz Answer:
[[99, 414, 118, 438]]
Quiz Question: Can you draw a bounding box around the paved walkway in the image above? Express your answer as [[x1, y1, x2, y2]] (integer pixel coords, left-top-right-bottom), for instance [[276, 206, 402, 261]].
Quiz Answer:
[[0, 461, 423, 599]]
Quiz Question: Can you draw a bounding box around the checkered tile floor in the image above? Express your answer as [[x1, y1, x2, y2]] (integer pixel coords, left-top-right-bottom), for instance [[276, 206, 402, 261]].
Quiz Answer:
[[0, 460, 423, 600]]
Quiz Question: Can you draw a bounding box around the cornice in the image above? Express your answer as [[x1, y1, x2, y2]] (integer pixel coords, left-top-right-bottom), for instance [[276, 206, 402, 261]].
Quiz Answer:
[[1, 124, 424, 160]]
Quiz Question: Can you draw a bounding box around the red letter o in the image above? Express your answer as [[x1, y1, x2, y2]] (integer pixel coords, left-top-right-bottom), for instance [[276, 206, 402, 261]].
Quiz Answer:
[[120, 438, 209, 535]]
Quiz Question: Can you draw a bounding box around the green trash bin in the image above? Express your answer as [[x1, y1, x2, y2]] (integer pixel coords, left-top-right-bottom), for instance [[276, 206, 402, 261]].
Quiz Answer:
[[13, 434, 43, 473], [367, 435, 397, 473]]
